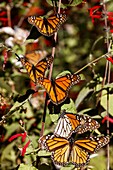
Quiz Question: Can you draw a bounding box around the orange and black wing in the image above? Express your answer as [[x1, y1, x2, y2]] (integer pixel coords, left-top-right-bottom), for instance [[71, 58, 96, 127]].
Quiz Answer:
[[39, 135, 110, 167], [28, 14, 66, 36], [16, 54, 53, 83], [39, 135, 70, 166], [38, 73, 80, 105], [25, 51, 47, 65], [35, 55, 53, 80], [74, 136, 110, 154], [70, 141, 90, 167], [54, 74, 80, 104], [70, 136, 110, 167], [54, 111, 100, 138]]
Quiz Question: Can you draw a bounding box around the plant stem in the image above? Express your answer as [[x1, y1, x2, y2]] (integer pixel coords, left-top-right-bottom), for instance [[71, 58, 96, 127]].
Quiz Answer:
[[102, 1, 110, 169], [75, 53, 108, 75], [6, 5, 11, 27], [40, 0, 62, 138]]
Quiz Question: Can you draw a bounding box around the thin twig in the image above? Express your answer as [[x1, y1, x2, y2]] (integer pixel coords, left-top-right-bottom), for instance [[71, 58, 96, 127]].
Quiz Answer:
[[0, 102, 25, 126], [20, 125, 36, 156], [102, 1, 110, 170], [40, 0, 62, 138], [6, 5, 11, 27], [40, 96, 48, 137], [75, 53, 108, 75]]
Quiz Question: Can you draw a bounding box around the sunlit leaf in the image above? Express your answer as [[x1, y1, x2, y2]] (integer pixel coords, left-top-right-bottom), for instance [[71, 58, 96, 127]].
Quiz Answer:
[[61, 164, 75, 170], [100, 90, 113, 116], [75, 86, 93, 108], [61, 98, 77, 113], [49, 114, 59, 122], [18, 163, 38, 170], [1, 142, 16, 162], [46, 0, 83, 7], [38, 150, 51, 157], [4, 123, 20, 140]]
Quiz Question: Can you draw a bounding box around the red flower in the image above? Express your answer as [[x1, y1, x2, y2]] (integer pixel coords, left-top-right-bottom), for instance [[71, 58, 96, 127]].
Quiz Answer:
[[88, 5, 102, 23], [110, 29, 113, 33], [102, 116, 113, 123], [20, 140, 31, 156], [106, 56, 113, 64], [9, 132, 31, 156], [0, 10, 8, 26], [8, 132, 27, 142], [2, 50, 8, 71]]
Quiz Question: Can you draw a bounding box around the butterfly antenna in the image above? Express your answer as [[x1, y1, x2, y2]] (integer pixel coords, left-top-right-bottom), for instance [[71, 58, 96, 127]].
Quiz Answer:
[[52, 0, 58, 14], [15, 53, 20, 61]]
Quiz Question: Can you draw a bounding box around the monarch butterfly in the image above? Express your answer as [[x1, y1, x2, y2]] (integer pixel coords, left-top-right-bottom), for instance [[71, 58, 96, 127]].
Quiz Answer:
[[54, 110, 100, 138], [16, 53, 53, 83], [28, 13, 66, 37], [25, 51, 47, 65], [39, 135, 110, 167], [37, 73, 80, 105]]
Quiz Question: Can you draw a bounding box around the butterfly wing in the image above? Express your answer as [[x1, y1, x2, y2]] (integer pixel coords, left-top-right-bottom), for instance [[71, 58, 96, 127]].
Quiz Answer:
[[18, 55, 53, 83], [74, 136, 110, 153], [19, 57, 37, 82], [54, 74, 80, 104], [35, 55, 53, 79], [54, 111, 100, 138], [38, 74, 80, 105], [25, 51, 47, 65], [39, 135, 70, 166], [28, 14, 66, 36], [70, 136, 110, 167], [70, 142, 90, 167], [75, 115, 100, 134], [28, 16, 44, 33], [47, 14, 67, 36]]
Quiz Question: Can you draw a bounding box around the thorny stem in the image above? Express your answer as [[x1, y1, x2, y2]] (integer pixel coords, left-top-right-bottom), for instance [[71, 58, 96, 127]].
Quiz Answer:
[[40, 0, 62, 138]]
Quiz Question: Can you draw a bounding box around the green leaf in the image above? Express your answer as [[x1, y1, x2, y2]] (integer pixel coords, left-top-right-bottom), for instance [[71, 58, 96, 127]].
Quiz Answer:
[[26, 118, 36, 131], [70, 0, 83, 6], [0, 77, 12, 92], [101, 111, 107, 118], [49, 114, 59, 122], [46, 0, 83, 7], [1, 141, 16, 162], [56, 70, 71, 78], [75, 86, 93, 108], [38, 150, 51, 157], [18, 163, 38, 170], [61, 99, 77, 113], [4, 123, 20, 140], [77, 108, 92, 115], [38, 163, 51, 170], [100, 90, 113, 116], [61, 164, 75, 170]]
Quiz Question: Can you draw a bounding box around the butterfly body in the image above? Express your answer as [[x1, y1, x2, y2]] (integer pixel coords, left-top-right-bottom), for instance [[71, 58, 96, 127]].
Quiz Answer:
[[28, 14, 66, 36], [37, 73, 80, 105], [39, 135, 110, 167], [54, 111, 100, 138]]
